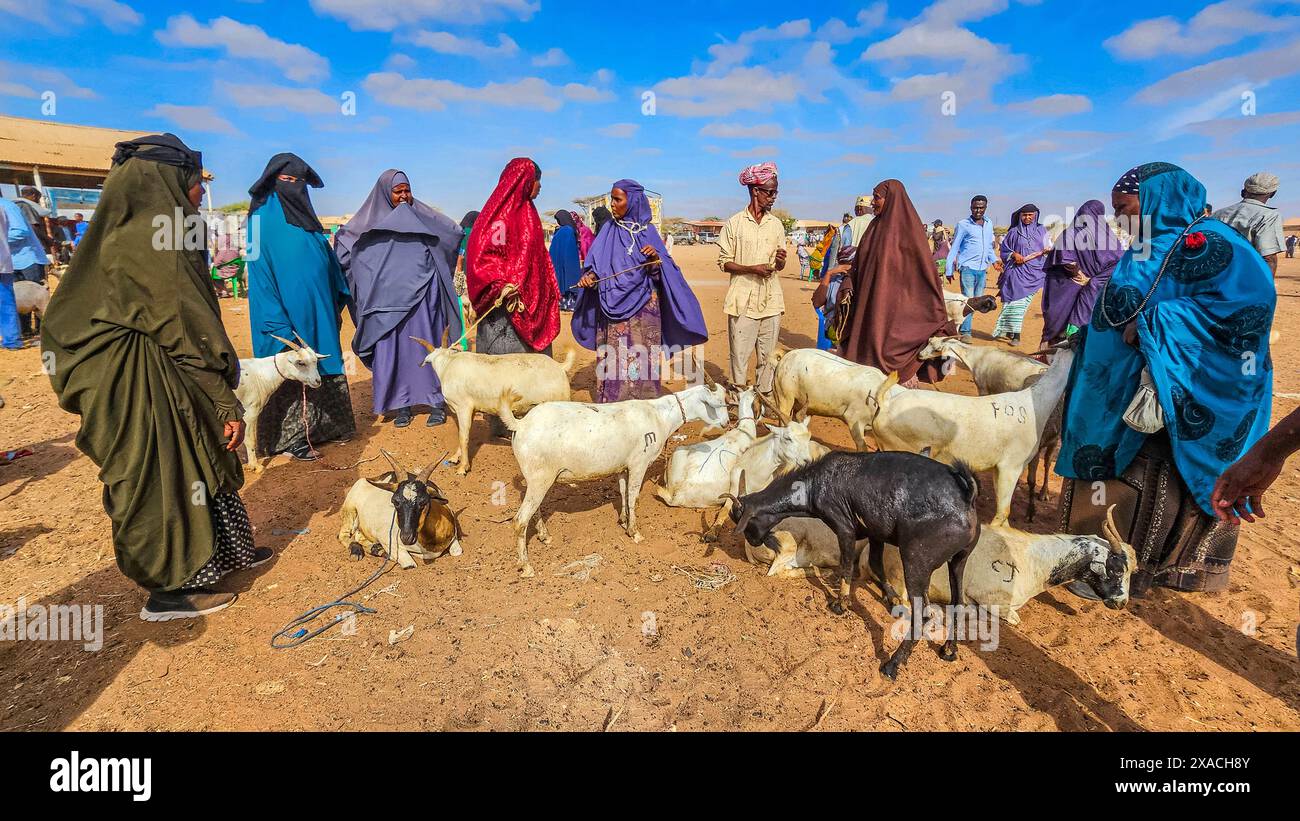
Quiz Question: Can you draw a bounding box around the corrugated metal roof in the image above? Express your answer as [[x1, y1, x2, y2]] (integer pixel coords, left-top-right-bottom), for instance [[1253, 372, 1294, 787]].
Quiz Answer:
[[0, 114, 150, 173]]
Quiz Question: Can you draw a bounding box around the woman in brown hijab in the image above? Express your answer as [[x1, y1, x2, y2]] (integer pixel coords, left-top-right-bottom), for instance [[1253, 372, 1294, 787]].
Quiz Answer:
[[836, 179, 955, 386]]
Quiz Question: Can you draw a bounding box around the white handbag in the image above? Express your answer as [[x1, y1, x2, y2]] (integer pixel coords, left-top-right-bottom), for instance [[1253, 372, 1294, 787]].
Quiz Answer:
[[1123, 366, 1165, 434]]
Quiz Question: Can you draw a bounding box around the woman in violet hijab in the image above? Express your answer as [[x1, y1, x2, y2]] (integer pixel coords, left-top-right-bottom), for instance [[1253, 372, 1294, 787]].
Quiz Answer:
[[1039, 199, 1125, 347], [992, 204, 1050, 347], [573, 179, 708, 402], [335, 169, 462, 428], [550, 209, 583, 312]]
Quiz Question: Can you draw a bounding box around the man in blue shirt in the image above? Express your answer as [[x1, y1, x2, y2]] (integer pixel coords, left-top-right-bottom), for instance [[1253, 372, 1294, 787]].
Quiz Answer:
[[2, 196, 50, 342], [0, 201, 23, 350], [945, 195, 997, 341]]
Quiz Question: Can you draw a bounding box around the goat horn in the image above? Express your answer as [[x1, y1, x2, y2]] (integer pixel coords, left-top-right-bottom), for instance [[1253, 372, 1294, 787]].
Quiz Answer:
[[718, 493, 742, 509], [379, 449, 406, 478], [1102, 504, 1125, 555], [416, 451, 450, 482], [410, 336, 437, 354], [294, 332, 309, 349], [269, 334, 302, 351], [756, 391, 789, 426]]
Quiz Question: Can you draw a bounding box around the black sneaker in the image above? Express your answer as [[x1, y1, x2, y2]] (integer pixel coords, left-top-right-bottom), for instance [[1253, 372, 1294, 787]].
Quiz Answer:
[[393, 408, 413, 428], [426, 407, 447, 427], [248, 547, 274, 568], [287, 443, 321, 462], [139, 589, 237, 622]]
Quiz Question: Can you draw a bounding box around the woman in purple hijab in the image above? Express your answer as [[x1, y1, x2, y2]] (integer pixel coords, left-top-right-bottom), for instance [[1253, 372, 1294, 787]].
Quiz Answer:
[[573, 179, 708, 402], [992, 203, 1050, 347], [1039, 199, 1126, 347], [335, 170, 462, 427]]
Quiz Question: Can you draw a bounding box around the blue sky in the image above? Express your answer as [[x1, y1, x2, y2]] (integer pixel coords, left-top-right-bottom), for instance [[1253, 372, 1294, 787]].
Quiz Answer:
[[2, 0, 1299, 225]]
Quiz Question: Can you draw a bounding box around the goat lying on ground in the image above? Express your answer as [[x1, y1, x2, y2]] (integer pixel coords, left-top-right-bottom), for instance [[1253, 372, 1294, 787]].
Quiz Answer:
[[499, 383, 729, 578], [235, 333, 328, 471], [942, 292, 998, 327], [337, 451, 462, 569], [870, 340, 1074, 526], [413, 338, 575, 475], [654, 386, 759, 508], [703, 409, 831, 542], [769, 349, 904, 450], [749, 506, 1135, 625], [917, 336, 1062, 520], [726, 450, 981, 680]]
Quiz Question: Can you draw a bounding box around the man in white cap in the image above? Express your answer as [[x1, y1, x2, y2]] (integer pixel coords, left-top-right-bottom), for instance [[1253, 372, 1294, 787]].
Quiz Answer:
[[1213, 172, 1284, 276], [843, 195, 874, 250]]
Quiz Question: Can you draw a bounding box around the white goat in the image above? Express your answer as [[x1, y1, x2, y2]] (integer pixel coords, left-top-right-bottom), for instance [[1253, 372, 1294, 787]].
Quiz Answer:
[[942, 291, 998, 327], [498, 384, 730, 577], [412, 338, 575, 476], [750, 507, 1135, 624], [14, 281, 49, 325], [235, 334, 328, 471], [654, 387, 759, 508], [868, 344, 1075, 526], [704, 416, 832, 541], [917, 335, 1047, 395], [770, 348, 902, 450], [918, 336, 1063, 520], [337, 451, 462, 569]]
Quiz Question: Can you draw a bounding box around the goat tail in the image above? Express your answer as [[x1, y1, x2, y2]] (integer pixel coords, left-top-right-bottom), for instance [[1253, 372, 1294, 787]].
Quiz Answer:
[[948, 459, 980, 508], [872, 371, 900, 417], [770, 348, 788, 369], [557, 348, 578, 375], [496, 389, 522, 431]]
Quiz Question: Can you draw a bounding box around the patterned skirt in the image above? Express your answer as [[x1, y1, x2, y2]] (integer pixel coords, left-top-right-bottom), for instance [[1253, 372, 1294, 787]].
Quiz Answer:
[[596, 290, 664, 403], [993, 294, 1034, 336], [181, 493, 256, 589], [255, 375, 355, 456]]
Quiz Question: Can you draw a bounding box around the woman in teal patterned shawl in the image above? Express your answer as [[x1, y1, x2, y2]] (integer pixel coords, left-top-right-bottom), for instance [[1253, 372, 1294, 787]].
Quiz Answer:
[[1056, 162, 1275, 595]]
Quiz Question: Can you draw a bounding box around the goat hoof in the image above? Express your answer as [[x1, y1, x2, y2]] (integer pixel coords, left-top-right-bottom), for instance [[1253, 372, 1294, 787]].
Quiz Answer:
[[939, 643, 959, 662], [369, 544, 385, 557], [701, 530, 718, 544], [456, 467, 469, 477], [632, 531, 644, 544], [348, 543, 365, 561], [519, 564, 535, 579], [879, 661, 900, 681], [829, 600, 845, 616]]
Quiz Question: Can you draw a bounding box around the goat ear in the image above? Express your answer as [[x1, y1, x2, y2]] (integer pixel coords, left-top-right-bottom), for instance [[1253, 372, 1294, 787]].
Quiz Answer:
[[737, 471, 748, 497], [733, 505, 754, 536]]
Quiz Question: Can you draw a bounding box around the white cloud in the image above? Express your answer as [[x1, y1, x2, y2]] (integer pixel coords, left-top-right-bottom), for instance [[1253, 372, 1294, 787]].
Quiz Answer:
[[384, 54, 417, 71], [700, 122, 784, 139], [0, 0, 141, 31], [216, 81, 339, 115], [363, 71, 610, 112], [653, 66, 801, 117], [1105, 1, 1290, 60], [1135, 38, 1300, 103], [533, 48, 571, 67], [1186, 109, 1300, 143], [0, 61, 96, 99], [310, 0, 538, 30], [598, 123, 639, 138], [704, 19, 812, 72], [731, 145, 780, 158], [156, 15, 330, 83], [147, 104, 240, 135], [834, 153, 876, 165], [816, 3, 887, 43], [1004, 94, 1092, 116], [407, 31, 519, 60]]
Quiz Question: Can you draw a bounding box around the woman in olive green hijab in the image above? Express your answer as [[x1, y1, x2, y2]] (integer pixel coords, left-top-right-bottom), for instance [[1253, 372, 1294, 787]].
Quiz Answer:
[[42, 134, 269, 621]]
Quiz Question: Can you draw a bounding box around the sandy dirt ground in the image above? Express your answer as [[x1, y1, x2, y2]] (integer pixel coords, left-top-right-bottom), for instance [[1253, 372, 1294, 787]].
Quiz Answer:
[[2, 244, 1298, 732]]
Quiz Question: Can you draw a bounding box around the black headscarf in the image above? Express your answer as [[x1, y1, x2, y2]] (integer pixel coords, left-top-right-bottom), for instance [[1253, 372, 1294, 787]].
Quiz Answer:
[[592, 205, 613, 235], [248, 152, 325, 233], [111, 133, 203, 173], [460, 210, 479, 231], [554, 209, 574, 229]]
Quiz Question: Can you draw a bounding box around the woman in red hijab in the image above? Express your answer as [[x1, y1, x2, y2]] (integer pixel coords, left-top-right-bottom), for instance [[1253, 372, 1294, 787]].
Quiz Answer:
[[465, 157, 561, 435], [836, 179, 955, 386]]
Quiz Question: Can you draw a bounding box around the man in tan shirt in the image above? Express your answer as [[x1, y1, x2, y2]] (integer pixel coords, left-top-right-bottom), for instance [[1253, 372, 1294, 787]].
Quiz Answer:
[[717, 161, 787, 395]]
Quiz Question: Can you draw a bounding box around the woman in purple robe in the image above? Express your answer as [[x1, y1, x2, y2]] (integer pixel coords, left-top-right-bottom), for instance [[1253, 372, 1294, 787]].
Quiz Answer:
[[572, 179, 708, 402], [1039, 199, 1125, 347], [993, 203, 1050, 347], [335, 170, 462, 427]]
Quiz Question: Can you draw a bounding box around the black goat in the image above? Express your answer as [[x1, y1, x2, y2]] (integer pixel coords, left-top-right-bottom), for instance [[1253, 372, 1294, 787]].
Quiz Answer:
[[725, 450, 981, 680]]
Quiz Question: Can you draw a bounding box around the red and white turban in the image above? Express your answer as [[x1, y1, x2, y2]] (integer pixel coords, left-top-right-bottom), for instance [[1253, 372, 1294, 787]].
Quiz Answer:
[[738, 162, 778, 187]]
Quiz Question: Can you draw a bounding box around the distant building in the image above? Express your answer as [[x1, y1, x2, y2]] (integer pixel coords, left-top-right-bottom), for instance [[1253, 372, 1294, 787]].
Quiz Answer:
[[0, 114, 153, 216]]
